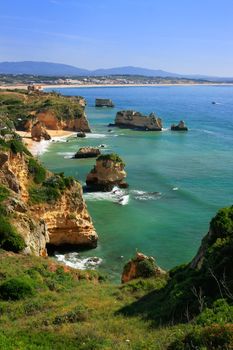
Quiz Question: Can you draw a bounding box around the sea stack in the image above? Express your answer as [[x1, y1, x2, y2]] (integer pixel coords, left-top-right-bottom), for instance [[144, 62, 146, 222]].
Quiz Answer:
[[121, 252, 166, 283], [95, 98, 114, 107], [112, 110, 163, 131], [31, 121, 51, 141], [73, 147, 101, 159], [86, 153, 128, 191], [171, 120, 188, 131]]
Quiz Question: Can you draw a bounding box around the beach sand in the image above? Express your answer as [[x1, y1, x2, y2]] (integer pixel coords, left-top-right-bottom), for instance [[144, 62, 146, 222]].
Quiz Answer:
[[17, 130, 76, 156]]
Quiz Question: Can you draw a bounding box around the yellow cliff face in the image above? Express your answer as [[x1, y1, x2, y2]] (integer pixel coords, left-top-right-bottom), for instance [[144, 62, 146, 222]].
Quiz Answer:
[[0, 149, 98, 255], [31, 182, 97, 248]]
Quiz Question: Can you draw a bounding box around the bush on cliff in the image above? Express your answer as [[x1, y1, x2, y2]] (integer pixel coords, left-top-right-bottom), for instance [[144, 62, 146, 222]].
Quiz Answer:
[[28, 158, 46, 184], [0, 277, 34, 300], [0, 216, 26, 252]]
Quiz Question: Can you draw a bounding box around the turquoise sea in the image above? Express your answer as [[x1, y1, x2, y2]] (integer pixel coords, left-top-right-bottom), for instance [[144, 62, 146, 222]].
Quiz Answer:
[[42, 86, 233, 281]]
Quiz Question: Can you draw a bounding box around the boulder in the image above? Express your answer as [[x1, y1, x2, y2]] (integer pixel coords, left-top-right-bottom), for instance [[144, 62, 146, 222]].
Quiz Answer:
[[171, 120, 188, 131], [73, 147, 101, 159], [31, 121, 51, 141], [86, 153, 127, 191], [121, 252, 166, 283], [113, 110, 163, 131], [77, 132, 86, 138]]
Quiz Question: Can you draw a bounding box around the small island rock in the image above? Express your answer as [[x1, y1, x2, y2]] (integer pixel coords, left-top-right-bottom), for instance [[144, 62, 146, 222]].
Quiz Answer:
[[95, 98, 114, 107], [73, 147, 101, 159], [171, 120, 188, 131], [112, 110, 163, 131], [86, 153, 127, 191], [121, 252, 166, 283]]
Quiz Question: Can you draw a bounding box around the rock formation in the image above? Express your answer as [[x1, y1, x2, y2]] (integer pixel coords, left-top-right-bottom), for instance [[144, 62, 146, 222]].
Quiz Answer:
[[31, 121, 51, 141], [121, 252, 166, 283], [171, 120, 188, 131], [73, 147, 101, 159], [86, 154, 128, 191], [111, 110, 163, 131], [95, 98, 114, 107], [77, 132, 86, 138], [0, 141, 98, 256]]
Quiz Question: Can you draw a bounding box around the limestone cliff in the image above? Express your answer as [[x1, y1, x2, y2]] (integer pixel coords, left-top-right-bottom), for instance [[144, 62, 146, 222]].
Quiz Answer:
[[112, 110, 163, 131], [86, 154, 128, 191], [0, 141, 98, 256]]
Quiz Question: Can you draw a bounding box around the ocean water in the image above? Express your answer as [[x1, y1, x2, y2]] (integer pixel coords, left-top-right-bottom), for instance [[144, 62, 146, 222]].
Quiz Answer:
[[42, 86, 233, 281]]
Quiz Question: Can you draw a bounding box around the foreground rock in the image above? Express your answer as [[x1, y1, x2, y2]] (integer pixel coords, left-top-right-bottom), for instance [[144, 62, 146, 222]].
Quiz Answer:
[[95, 98, 114, 107], [0, 135, 98, 255], [77, 132, 86, 138], [122, 252, 166, 283], [86, 153, 128, 191], [31, 121, 51, 141], [110, 110, 163, 131], [73, 147, 101, 159], [171, 120, 188, 131]]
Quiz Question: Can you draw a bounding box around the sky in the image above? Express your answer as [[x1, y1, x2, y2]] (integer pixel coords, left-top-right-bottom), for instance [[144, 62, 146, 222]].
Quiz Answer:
[[0, 0, 233, 76]]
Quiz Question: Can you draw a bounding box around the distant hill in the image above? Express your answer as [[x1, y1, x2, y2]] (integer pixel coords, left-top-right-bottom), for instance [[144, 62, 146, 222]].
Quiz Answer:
[[0, 61, 232, 81], [0, 61, 89, 76]]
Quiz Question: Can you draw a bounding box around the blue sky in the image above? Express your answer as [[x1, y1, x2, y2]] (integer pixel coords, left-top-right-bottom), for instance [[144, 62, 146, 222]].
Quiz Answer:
[[0, 0, 232, 75]]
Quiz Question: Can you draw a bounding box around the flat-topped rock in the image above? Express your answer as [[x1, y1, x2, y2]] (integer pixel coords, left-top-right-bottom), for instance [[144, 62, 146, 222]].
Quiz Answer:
[[73, 147, 101, 159], [113, 110, 163, 131], [171, 120, 188, 131], [86, 153, 128, 191], [95, 98, 114, 107]]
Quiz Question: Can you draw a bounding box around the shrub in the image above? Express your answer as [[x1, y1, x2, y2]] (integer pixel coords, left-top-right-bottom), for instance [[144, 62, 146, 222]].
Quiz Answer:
[[0, 277, 34, 300], [0, 185, 9, 202], [53, 306, 89, 325], [28, 158, 46, 184], [136, 259, 156, 278], [168, 324, 233, 350], [97, 153, 125, 165], [0, 216, 26, 252], [6, 139, 31, 156], [29, 186, 60, 204], [197, 299, 233, 326]]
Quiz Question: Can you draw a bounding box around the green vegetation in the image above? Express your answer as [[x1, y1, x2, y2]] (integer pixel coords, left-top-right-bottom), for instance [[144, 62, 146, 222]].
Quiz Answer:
[[97, 153, 125, 165], [0, 184, 25, 253], [0, 216, 26, 252], [28, 158, 46, 184], [0, 90, 84, 130], [0, 277, 34, 300], [29, 173, 75, 204]]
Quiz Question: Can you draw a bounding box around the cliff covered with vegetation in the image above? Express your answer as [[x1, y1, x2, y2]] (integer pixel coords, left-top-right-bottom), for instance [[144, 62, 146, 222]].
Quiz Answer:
[[0, 89, 91, 132]]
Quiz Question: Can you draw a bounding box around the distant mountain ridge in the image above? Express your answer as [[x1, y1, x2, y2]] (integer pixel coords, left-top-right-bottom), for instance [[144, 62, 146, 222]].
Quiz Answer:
[[0, 61, 232, 81]]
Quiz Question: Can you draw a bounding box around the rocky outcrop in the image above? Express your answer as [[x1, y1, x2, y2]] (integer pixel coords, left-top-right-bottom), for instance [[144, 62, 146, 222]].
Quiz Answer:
[[112, 110, 163, 131], [86, 154, 127, 191], [36, 109, 91, 132], [31, 181, 97, 249], [31, 121, 51, 141], [122, 252, 166, 283], [95, 98, 114, 107], [171, 120, 188, 131], [0, 146, 98, 255], [77, 132, 86, 138], [73, 147, 101, 159]]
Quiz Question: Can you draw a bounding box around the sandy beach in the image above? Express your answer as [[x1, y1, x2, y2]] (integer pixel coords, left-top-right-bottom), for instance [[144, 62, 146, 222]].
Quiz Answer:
[[17, 130, 76, 156], [1, 82, 233, 91]]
